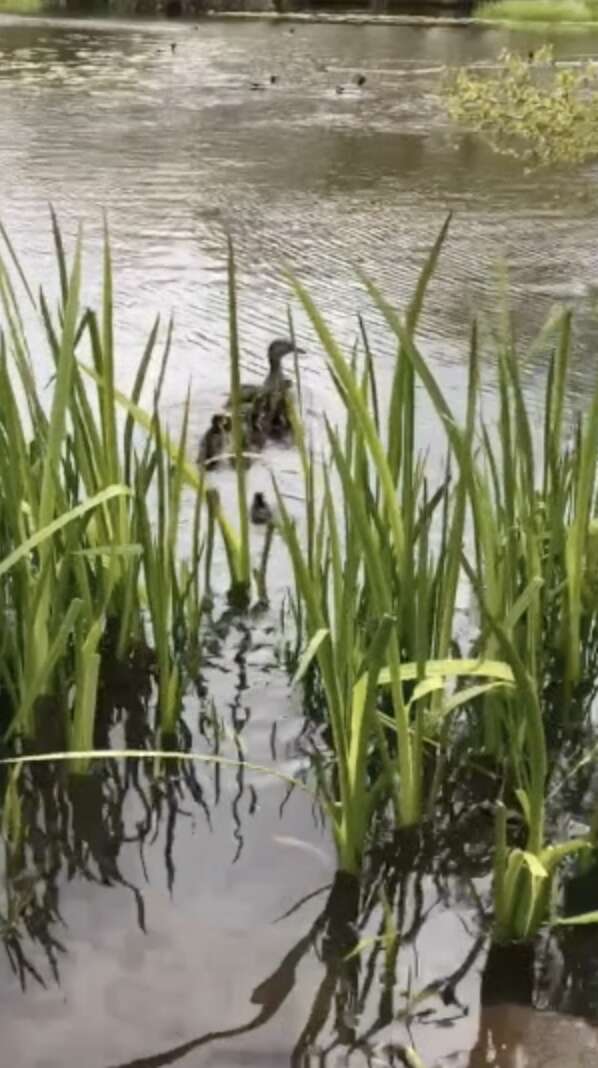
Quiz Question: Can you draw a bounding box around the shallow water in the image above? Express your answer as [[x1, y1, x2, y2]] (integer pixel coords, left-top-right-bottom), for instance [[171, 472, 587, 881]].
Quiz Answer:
[[2, 12, 598, 1066]]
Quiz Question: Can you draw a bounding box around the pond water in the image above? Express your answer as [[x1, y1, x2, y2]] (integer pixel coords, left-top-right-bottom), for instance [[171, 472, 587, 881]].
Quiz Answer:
[[2, 11, 598, 1067]]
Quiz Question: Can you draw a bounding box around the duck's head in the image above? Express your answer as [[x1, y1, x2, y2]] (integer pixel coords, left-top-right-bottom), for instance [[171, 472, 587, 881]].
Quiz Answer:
[[267, 338, 304, 368], [212, 413, 231, 432]]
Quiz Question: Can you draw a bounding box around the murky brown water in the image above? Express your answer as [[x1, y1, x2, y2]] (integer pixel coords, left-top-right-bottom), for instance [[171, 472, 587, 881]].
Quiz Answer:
[[2, 12, 598, 1067]]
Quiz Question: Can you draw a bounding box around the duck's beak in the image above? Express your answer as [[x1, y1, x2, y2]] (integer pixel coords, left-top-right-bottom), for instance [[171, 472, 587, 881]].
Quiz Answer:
[[292, 346, 305, 356]]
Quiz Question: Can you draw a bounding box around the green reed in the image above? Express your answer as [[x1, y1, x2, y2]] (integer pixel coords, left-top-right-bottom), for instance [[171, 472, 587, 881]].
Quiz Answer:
[[0, 215, 257, 754], [278, 217, 598, 934], [2, 212, 598, 942], [275, 222, 511, 869]]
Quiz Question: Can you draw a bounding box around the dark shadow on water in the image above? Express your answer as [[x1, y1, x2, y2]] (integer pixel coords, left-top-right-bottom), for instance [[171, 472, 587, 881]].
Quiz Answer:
[[99, 829, 490, 1068]]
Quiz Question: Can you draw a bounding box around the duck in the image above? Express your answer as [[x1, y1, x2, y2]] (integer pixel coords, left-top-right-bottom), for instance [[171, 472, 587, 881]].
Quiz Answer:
[[336, 73, 367, 95], [227, 338, 303, 407], [198, 413, 231, 466], [250, 492, 273, 525], [249, 74, 278, 91]]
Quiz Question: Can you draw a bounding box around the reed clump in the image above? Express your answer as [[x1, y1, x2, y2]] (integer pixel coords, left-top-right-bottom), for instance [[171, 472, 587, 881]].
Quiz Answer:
[[0, 216, 262, 759], [2, 213, 598, 945], [276, 216, 598, 939]]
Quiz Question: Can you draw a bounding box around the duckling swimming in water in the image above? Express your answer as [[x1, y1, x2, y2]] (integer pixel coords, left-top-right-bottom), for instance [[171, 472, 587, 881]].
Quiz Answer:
[[260, 379, 295, 440], [250, 492, 273, 525], [243, 403, 268, 453], [198, 413, 231, 466]]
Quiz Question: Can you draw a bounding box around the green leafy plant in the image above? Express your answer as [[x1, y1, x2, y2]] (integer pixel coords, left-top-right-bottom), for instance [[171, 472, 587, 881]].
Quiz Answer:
[[446, 47, 598, 167], [481, 0, 598, 22]]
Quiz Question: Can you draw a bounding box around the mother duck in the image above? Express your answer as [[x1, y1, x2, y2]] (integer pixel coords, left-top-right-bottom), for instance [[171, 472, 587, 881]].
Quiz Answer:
[[227, 338, 304, 407]]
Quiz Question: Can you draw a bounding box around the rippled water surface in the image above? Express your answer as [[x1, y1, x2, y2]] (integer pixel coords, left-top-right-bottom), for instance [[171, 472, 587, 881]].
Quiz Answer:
[[2, 13, 598, 1067], [2, 14, 598, 416]]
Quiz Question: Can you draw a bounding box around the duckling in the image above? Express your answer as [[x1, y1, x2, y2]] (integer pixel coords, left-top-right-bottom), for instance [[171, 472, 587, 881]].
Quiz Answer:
[[244, 403, 268, 453], [268, 390, 294, 440], [198, 413, 231, 467], [227, 338, 303, 407], [250, 492, 273, 525], [171, 42, 177, 54]]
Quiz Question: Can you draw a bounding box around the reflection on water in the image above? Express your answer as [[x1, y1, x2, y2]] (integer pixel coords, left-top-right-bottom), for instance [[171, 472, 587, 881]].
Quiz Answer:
[[2, 617, 598, 1065], [2, 12, 598, 1066]]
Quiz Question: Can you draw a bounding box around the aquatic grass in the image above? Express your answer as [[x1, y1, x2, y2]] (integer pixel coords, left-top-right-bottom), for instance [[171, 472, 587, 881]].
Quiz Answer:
[[226, 238, 252, 604], [364, 230, 598, 733], [3, 213, 598, 954], [0, 226, 140, 741], [82, 361, 248, 595], [135, 409, 186, 735], [284, 237, 466, 832], [0, 214, 251, 751], [0, 749, 310, 797], [276, 274, 490, 859], [274, 218, 598, 913]]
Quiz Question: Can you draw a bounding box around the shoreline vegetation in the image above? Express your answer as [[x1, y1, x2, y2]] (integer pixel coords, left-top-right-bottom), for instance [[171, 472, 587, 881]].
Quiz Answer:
[[1, 214, 598, 954], [3, 2, 598, 25]]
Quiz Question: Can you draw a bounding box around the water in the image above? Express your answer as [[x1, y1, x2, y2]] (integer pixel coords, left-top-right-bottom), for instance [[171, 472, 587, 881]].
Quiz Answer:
[[1, 12, 598, 1066]]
